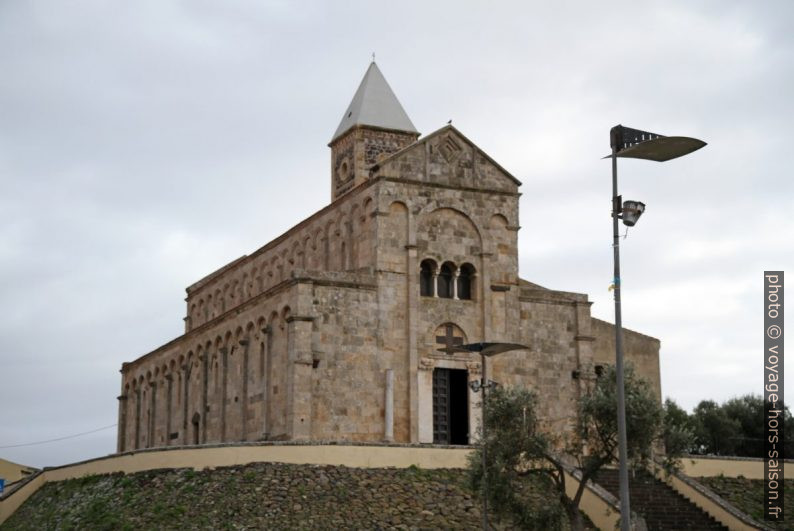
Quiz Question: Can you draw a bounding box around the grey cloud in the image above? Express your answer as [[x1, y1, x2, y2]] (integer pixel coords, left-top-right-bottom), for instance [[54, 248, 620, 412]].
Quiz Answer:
[[1, 0, 791, 467]]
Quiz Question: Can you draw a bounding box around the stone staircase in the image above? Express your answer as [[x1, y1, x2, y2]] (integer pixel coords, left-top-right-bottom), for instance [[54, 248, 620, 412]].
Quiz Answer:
[[594, 469, 727, 530]]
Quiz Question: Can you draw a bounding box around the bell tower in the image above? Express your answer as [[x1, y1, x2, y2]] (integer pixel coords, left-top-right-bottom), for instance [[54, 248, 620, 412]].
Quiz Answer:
[[329, 62, 419, 201]]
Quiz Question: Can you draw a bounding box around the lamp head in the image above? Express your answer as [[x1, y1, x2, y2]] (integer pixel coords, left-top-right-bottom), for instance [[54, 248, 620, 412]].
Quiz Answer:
[[621, 200, 645, 227], [608, 125, 706, 161]]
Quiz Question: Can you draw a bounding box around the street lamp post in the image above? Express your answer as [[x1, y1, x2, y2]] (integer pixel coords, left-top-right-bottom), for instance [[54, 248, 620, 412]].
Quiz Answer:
[[607, 125, 705, 530], [439, 341, 529, 530]]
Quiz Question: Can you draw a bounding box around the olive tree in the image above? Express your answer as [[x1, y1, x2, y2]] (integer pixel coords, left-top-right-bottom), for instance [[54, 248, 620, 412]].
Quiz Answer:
[[468, 365, 677, 531], [467, 386, 564, 529]]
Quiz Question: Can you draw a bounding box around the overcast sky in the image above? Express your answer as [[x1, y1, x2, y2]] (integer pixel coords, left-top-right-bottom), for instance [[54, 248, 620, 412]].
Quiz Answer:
[[1, 1, 791, 468]]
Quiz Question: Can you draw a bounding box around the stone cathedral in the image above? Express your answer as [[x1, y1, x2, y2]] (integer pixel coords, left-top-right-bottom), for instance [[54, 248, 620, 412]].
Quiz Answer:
[[117, 63, 661, 452]]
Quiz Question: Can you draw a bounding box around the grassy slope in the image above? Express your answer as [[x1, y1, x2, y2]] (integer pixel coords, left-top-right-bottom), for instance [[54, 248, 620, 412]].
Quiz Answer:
[[698, 476, 793, 531], [2, 462, 591, 530]]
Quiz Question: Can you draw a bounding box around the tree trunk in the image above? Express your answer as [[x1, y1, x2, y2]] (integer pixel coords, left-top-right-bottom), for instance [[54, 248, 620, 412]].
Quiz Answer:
[[570, 510, 585, 531], [564, 499, 585, 531]]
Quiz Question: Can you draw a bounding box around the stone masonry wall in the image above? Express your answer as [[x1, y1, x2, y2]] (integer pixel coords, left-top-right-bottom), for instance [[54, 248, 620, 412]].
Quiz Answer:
[[119, 271, 379, 452], [513, 288, 595, 435], [298, 280, 383, 442], [330, 126, 418, 201], [591, 317, 662, 401], [183, 182, 380, 332]]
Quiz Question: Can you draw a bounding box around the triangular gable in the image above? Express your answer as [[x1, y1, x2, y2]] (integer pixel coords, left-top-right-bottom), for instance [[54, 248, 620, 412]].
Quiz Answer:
[[372, 125, 521, 191]]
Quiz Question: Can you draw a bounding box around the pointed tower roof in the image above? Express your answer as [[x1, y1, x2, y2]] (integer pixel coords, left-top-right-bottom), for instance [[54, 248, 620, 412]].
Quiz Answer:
[[330, 62, 418, 143]]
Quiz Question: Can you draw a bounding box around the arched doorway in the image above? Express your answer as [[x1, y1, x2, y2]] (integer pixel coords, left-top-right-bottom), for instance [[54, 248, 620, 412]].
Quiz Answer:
[[432, 367, 469, 444], [431, 323, 470, 445]]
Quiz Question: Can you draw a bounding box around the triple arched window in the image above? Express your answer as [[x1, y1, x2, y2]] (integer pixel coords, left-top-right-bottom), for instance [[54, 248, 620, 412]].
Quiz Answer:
[[420, 259, 476, 300]]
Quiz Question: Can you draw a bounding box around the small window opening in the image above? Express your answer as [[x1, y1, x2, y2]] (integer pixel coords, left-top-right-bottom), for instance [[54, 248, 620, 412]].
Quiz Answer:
[[457, 263, 475, 300], [438, 263, 454, 299], [420, 259, 436, 296]]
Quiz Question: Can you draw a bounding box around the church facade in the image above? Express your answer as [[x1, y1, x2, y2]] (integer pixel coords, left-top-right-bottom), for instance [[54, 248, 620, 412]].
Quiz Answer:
[[116, 63, 660, 452]]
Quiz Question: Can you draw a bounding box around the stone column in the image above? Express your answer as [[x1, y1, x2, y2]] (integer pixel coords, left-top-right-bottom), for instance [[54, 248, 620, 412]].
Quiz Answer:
[[432, 270, 439, 298], [134, 387, 141, 450], [384, 369, 394, 442], [117, 393, 128, 453], [201, 350, 209, 444], [348, 215, 356, 269], [148, 381, 157, 448], [182, 362, 191, 446], [417, 359, 434, 443], [452, 268, 460, 300], [165, 374, 173, 446], [262, 325, 273, 439], [467, 360, 483, 442], [339, 232, 347, 270], [323, 228, 330, 270], [286, 315, 314, 440], [240, 338, 250, 441], [479, 252, 493, 382], [406, 244, 419, 442], [220, 346, 229, 443]]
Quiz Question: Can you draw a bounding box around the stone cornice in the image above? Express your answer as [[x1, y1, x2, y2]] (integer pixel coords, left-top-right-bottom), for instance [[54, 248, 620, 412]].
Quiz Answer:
[[518, 295, 580, 307], [379, 176, 520, 197]]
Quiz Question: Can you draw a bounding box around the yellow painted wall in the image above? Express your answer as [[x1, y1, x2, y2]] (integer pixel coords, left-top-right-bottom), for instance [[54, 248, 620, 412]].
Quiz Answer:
[[0, 458, 37, 484], [0, 472, 45, 525], [43, 444, 471, 482], [562, 469, 620, 530], [681, 456, 793, 480]]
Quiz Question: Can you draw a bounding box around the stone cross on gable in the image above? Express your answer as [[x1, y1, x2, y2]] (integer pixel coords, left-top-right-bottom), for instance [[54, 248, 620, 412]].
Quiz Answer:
[[436, 324, 464, 353]]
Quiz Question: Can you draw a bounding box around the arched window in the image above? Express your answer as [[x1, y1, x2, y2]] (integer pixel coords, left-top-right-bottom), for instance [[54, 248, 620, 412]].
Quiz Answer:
[[457, 263, 476, 300], [420, 259, 436, 296], [438, 262, 455, 299]]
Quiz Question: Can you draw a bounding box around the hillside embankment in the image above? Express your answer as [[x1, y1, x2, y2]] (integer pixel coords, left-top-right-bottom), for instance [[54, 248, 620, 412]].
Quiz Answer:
[[3, 462, 487, 530]]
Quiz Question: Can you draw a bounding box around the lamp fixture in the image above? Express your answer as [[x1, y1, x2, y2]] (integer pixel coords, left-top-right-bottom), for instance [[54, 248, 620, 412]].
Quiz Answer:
[[620, 200, 645, 227]]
